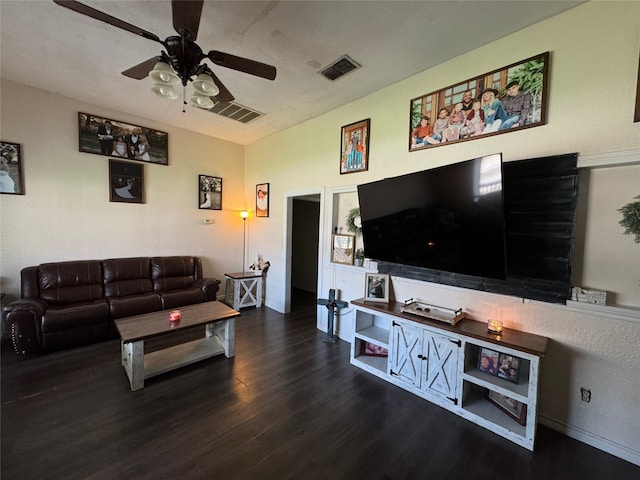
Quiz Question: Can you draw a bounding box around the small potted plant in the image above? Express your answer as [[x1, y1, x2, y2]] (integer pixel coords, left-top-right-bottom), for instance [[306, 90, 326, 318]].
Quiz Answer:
[[354, 248, 365, 267]]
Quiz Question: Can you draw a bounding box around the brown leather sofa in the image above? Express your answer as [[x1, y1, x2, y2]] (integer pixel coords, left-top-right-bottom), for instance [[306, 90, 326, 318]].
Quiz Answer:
[[4, 256, 221, 355]]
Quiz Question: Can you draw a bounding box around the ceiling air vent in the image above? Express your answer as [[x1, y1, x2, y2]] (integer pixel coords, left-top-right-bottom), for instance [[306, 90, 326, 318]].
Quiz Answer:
[[208, 101, 264, 124], [320, 54, 360, 81]]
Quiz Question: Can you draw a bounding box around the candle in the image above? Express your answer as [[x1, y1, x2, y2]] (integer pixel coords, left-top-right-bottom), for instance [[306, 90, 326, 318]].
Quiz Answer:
[[487, 319, 503, 334], [169, 309, 182, 322]]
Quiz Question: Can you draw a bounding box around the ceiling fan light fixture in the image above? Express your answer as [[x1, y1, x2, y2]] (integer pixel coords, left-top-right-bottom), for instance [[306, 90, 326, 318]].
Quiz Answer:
[[189, 92, 214, 109], [192, 73, 219, 96], [151, 83, 178, 100], [149, 61, 181, 85]]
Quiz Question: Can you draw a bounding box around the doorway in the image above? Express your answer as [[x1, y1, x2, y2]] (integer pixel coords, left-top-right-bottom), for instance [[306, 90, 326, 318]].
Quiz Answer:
[[284, 191, 322, 313]]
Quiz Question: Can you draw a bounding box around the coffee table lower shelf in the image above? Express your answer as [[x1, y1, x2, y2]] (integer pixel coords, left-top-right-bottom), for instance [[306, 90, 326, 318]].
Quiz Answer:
[[121, 334, 229, 391]]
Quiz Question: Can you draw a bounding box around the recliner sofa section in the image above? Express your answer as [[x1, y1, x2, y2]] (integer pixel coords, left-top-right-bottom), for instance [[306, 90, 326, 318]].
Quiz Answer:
[[4, 256, 221, 355]]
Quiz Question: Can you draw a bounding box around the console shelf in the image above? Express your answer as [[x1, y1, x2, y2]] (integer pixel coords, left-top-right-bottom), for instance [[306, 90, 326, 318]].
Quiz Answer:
[[350, 298, 548, 450]]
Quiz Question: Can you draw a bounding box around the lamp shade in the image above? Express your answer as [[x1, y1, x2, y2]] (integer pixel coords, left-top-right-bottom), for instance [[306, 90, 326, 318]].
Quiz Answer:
[[192, 73, 220, 96], [240, 210, 249, 219], [151, 83, 178, 100], [149, 62, 181, 85], [189, 92, 214, 109]]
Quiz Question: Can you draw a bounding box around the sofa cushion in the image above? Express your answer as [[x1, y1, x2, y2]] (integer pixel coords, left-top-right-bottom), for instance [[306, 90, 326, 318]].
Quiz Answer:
[[159, 288, 206, 309], [103, 257, 153, 297], [107, 292, 163, 320], [41, 300, 110, 333], [151, 256, 198, 292], [38, 261, 104, 305]]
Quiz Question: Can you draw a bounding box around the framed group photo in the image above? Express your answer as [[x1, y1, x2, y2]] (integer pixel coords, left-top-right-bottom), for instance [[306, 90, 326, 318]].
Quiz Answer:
[[199, 175, 222, 210], [256, 183, 269, 217], [340, 118, 370, 174], [79, 112, 169, 165], [0, 141, 24, 195], [409, 52, 549, 151], [109, 160, 144, 204], [365, 273, 390, 303]]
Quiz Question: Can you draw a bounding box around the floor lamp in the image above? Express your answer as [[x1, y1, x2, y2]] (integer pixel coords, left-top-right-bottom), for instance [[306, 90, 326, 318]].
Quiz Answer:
[[240, 210, 249, 273]]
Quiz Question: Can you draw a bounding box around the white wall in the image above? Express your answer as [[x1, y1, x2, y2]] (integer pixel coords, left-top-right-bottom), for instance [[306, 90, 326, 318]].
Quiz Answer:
[[0, 80, 248, 301], [244, 1, 640, 464]]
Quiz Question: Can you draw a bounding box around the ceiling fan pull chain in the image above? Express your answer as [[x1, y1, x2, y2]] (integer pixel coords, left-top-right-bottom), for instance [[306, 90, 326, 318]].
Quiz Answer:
[[182, 84, 187, 113]]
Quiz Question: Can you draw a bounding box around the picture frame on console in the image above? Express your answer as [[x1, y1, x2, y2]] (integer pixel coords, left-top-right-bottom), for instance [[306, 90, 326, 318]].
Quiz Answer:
[[409, 52, 549, 151], [331, 233, 355, 265], [0, 141, 25, 195], [487, 390, 527, 426], [198, 175, 222, 210], [364, 273, 390, 303], [340, 118, 370, 174], [360, 341, 388, 357], [79, 112, 169, 165], [109, 159, 144, 204]]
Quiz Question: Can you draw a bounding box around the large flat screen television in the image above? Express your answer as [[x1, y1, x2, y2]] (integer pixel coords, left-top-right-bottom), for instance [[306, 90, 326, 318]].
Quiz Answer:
[[357, 153, 507, 280]]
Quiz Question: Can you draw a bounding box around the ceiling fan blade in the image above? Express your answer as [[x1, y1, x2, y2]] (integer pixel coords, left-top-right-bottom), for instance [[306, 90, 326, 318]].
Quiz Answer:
[[209, 71, 235, 103], [122, 56, 162, 80], [53, 0, 161, 43], [207, 51, 277, 80], [172, 0, 203, 41]]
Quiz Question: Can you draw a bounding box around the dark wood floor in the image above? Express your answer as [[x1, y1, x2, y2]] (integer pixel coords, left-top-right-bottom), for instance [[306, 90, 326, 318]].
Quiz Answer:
[[2, 293, 638, 480]]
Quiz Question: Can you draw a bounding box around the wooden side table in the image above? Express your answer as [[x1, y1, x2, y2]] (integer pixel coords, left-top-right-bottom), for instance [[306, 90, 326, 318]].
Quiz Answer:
[[224, 272, 263, 310]]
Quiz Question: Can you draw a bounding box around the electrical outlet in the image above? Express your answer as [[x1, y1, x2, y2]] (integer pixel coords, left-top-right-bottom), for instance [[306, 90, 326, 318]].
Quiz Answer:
[[580, 387, 591, 403], [203, 218, 214, 225]]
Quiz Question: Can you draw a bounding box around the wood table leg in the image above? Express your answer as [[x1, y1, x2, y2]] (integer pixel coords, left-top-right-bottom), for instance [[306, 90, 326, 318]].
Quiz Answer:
[[122, 340, 145, 391], [207, 318, 236, 358]]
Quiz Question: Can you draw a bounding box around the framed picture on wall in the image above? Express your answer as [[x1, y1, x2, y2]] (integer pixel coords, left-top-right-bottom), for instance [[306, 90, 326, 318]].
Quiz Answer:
[[331, 233, 355, 265], [109, 159, 144, 204], [340, 118, 370, 174], [409, 52, 549, 151], [78, 112, 169, 165], [256, 183, 269, 217], [0, 141, 25, 195], [199, 175, 222, 210]]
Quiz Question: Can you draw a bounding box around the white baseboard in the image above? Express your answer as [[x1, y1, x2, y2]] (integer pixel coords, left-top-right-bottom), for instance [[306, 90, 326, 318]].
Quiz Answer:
[[539, 415, 640, 466]]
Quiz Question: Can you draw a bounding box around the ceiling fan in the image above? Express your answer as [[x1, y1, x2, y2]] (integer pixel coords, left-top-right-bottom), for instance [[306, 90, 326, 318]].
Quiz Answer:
[[53, 0, 277, 107]]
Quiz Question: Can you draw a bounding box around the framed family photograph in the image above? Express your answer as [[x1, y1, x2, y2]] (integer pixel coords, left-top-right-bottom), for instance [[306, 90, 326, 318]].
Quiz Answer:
[[360, 341, 388, 357], [340, 118, 370, 174], [497, 353, 521, 384], [79, 112, 169, 165], [109, 160, 144, 204], [0, 141, 24, 195], [256, 183, 269, 217], [331, 233, 355, 265], [487, 390, 527, 426], [198, 175, 222, 210], [478, 347, 500, 376], [365, 273, 390, 303], [409, 52, 549, 151]]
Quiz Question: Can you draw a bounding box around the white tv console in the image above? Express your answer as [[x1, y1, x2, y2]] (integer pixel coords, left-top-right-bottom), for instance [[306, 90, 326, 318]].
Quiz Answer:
[[350, 298, 549, 450]]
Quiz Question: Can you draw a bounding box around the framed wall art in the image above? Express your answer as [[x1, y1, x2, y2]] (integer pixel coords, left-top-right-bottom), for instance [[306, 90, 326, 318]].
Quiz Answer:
[[109, 159, 144, 204], [340, 118, 370, 174], [79, 112, 169, 165], [331, 233, 355, 265], [409, 52, 549, 151], [0, 141, 24, 195], [364, 273, 390, 303], [199, 175, 222, 210], [256, 183, 269, 217]]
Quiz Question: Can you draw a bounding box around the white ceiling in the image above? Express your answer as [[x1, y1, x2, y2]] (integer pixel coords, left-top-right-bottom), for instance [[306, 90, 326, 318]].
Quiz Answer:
[[0, 1, 584, 145]]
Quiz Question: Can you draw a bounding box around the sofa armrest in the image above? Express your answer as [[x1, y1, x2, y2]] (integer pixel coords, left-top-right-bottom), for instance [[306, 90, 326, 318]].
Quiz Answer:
[[4, 299, 48, 355], [194, 278, 221, 302]]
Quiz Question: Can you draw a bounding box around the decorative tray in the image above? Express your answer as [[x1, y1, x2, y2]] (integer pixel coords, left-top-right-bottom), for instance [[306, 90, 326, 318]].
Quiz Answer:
[[400, 299, 466, 326]]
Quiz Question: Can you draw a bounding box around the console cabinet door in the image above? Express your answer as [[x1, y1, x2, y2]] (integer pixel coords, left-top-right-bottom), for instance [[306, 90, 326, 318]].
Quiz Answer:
[[421, 331, 459, 404], [390, 321, 422, 386]]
